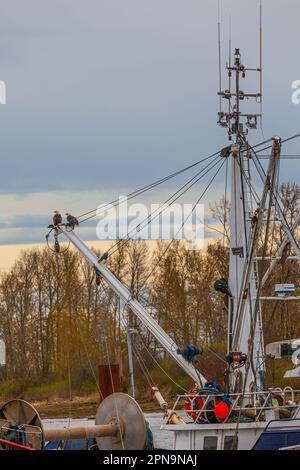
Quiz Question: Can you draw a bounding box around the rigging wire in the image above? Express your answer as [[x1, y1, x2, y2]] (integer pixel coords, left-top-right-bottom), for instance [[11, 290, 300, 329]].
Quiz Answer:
[[111, 160, 230, 371], [103, 157, 229, 366], [96, 285, 188, 378], [235, 156, 260, 206], [99, 238, 226, 387], [249, 151, 277, 378], [74, 136, 276, 225], [140, 339, 189, 392], [81, 155, 219, 229], [233, 135, 299, 435], [230, 136, 300, 387], [232, 141, 283, 339], [119, 299, 156, 388], [138, 294, 227, 368], [269, 156, 281, 257], [51, 131, 300, 403], [76, 152, 220, 223], [132, 343, 155, 388], [249, 132, 300, 155], [223, 157, 229, 247], [133, 158, 227, 290], [120, 292, 222, 389], [246, 139, 300, 252], [107, 156, 222, 258], [239, 150, 250, 259], [257, 155, 300, 159], [118, 296, 187, 391]]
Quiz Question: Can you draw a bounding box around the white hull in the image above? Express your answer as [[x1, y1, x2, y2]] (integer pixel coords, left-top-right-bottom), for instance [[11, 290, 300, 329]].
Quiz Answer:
[[162, 418, 300, 450]]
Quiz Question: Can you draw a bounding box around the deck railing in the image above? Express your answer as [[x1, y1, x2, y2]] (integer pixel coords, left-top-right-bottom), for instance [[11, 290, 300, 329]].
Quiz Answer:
[[169, 387, 300, 424]]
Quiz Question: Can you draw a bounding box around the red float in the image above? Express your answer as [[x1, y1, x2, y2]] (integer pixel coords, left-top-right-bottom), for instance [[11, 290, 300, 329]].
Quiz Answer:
[[214, 401, 230, 420], [185, 391, 203, 421]]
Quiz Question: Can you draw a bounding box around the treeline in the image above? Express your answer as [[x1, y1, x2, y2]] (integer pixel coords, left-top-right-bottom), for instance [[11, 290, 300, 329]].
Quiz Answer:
[[0, 240, 228, 393], [1, 183, 300, 397]]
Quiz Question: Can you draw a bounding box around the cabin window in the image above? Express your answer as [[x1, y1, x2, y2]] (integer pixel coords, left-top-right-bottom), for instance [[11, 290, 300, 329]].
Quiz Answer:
[[203, 436, 218, 450], [224, 435, 238, 450]]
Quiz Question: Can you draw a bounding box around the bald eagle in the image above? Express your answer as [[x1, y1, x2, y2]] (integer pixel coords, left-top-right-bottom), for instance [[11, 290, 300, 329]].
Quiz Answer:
[[53, 211, 62, 226], [65, 213, 79, 228]]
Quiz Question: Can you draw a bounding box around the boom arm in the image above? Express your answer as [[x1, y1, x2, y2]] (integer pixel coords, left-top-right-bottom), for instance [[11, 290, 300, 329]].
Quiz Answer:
[[58, 226, 205, 384]]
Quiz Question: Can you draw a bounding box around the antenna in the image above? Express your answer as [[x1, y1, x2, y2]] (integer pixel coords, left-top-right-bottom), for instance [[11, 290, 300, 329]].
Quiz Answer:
[[228, 16, 232, 140], [259, 0, 263, 101], [217, 13, 263, 142], [218, 0, 222, 114], [259, 0, 264, 136]]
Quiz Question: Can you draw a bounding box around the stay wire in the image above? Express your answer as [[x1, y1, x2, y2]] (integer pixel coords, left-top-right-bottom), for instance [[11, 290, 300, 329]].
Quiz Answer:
[[223, 157, 229, 247], [247, 131, 300, 155], [246, 138, 300, 249], [77, 152, 220, 223], [107, 156, 222, 258], [139, 158, 227, 290], [76, 135, 276, 224]]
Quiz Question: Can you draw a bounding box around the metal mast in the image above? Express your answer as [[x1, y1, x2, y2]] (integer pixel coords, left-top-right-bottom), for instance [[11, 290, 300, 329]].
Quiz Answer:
[[218, 47, 267, 394]]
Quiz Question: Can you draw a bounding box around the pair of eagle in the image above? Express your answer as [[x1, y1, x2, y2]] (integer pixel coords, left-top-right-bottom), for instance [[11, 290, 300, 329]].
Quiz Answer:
[[53, 211, 79, 227]]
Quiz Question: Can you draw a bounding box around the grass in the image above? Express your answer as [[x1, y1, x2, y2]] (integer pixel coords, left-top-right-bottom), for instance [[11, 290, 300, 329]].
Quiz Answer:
[[33, 395, 161, 419], [0, 371, 169, 419], [0, 378, 101, 407], [0, 379, 20, 398], [34, 398, 99, 419], [3, 359, 298, 420]]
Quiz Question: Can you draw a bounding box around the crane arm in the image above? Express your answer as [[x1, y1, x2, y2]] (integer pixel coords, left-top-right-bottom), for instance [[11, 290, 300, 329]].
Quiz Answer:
[[58, 226, 205, 384]]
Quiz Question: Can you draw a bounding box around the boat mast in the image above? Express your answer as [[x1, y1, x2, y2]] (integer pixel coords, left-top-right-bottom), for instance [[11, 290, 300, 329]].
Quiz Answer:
[[218, 47, 265, 393]]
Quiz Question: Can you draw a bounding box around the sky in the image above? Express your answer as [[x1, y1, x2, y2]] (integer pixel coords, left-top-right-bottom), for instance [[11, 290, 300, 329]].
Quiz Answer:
[[0, 0, 300, 269]]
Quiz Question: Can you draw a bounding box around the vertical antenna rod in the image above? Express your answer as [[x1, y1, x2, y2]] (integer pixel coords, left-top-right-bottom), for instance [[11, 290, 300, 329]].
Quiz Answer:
[[259, 0, 263, 99], [259, 0, 264, 135], [218, 0, 222, 114], [228, 16, 232, 139]]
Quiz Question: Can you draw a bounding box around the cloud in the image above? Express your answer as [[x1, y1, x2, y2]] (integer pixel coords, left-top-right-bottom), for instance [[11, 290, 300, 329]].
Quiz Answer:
[[0, 214, 50, 229], [0, 179, 226, 244], [0, 0, 299, 253], [0, 0, 299, 197]]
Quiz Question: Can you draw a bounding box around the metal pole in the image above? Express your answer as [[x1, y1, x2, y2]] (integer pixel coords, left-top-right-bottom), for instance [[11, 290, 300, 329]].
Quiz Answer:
[[127, 328, 136, 399], [0, 438, 36, 451], [44, 423, 119, 441]]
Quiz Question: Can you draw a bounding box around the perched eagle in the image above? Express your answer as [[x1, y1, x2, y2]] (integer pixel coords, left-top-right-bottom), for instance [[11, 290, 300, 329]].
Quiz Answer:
[[53, 211, 62, 226], [65, 213, 79, 228]]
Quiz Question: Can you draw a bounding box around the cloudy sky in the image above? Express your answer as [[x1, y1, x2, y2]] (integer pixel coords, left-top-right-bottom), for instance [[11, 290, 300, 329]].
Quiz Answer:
[[0, 0, 300, 268]]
